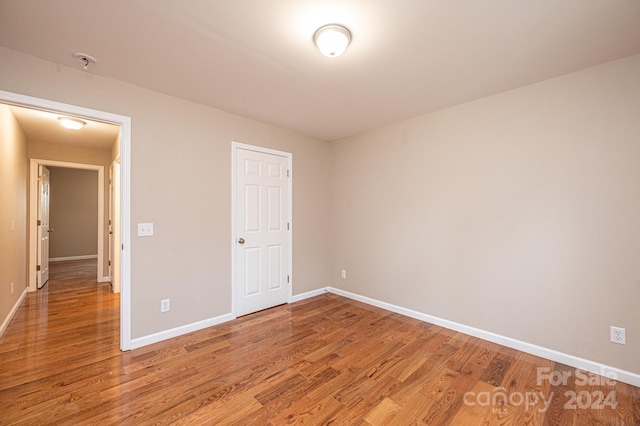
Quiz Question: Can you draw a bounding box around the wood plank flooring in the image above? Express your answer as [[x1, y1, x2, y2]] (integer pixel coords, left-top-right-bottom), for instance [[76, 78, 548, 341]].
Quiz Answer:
[[1, 259, 638, 425]]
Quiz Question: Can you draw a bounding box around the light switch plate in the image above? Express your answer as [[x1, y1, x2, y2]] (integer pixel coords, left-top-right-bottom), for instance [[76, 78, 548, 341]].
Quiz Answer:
[[138, 223, 154, 237]]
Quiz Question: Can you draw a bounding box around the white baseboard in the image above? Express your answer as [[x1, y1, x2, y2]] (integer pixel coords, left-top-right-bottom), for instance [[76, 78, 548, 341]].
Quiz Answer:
[[123, 285, 639, 387], [129, 312, 235, 350], [98, 276, 111, 283], [50, 255, 98, 262], [0, 289, 27, 338], [326, 286, 640, 388], [290, 287, 329, 303], [130, 289, 329, 351]]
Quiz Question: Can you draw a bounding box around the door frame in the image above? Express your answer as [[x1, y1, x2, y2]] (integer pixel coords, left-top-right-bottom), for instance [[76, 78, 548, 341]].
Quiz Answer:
[[30, 161, 104, 287], [0, 89, 133, 351], [231, 142, 293, 318]]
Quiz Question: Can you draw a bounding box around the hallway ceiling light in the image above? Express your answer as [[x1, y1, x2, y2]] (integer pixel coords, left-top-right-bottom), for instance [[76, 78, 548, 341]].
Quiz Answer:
[[314, 24, 351, 58], [58, 117, 86, 130]]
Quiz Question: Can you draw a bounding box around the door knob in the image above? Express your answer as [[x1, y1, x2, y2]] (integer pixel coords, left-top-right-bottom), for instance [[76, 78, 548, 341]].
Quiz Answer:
[[48, 228, 54, 233], [238, 238, 245, 244]]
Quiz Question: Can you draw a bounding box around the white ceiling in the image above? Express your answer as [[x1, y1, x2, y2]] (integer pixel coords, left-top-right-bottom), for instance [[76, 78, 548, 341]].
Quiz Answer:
[[1, 1, 639, 141], [8, 105, 120, 149]]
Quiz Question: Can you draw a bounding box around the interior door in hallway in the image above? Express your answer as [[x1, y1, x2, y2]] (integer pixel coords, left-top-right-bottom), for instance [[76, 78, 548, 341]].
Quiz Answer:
[[108, 165, 113, 283], [110, 160, 121, 293], [37, 165, 51, 288], [235, 146, 291, 316]]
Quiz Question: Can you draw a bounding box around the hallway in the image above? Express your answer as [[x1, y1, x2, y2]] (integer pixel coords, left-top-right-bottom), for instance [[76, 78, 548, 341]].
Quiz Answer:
[[0, 260, 120, 424]]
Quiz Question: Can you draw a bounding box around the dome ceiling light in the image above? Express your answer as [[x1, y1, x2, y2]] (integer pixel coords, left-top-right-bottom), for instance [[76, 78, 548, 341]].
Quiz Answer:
[[58, 117, 86, 130], [314, 24, 351, 58]]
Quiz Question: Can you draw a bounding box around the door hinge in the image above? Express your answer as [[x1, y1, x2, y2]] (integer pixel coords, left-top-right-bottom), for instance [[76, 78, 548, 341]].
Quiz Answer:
[[37, 176, 42, 182], [109, 220, 112, 225], [108, 260, 111, 266], [287, 275, 290, 283], [37, 220, 41, 226], [287, 222, 290, 230], [36, 265, 41, 271], [287, 169, 290, 177]]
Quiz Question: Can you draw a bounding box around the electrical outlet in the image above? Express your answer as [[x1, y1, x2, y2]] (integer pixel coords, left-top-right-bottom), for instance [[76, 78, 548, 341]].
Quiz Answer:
[[341, 269, 347, 279], [10, 282, 14, 294], [610, 326, 626, 345], [160, 299, 170, 313]]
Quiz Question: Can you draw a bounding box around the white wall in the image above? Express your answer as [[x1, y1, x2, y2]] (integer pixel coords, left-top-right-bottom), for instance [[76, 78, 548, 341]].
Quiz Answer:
[[329, 54, 640, 375], [0, 47, 330, 339]]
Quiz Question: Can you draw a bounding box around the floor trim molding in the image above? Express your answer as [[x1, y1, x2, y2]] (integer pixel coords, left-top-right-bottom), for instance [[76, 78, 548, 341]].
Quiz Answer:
[[125, 285, 640, 387], [0, 289, 27, 338], [50, 255, 98, 262], [129, 312, 235, 350], [290, 288, 329, 303], [326, 286, 640, 388]]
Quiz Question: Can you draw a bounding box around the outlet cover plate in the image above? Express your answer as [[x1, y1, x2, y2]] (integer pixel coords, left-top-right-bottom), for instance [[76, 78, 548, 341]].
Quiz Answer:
[[610, 326, 626, 345]]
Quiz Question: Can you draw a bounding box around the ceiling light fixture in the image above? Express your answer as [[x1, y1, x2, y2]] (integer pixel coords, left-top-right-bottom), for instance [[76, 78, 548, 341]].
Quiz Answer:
[[58, 117, 86, 130], [72, 52, 97, 70], [314, 24, 351, 58]]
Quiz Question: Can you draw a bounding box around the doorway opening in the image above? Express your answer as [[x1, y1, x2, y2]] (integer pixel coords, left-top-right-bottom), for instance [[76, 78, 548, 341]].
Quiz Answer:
[[30, 161, 105, 288], [0, 89, 132, 350]]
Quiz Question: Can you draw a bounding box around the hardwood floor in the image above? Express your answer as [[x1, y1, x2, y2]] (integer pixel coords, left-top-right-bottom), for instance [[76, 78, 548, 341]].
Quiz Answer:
[[1, 260, 638, 425]]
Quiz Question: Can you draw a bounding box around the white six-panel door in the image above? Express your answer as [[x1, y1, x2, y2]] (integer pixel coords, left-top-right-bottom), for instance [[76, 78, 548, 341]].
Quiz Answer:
[[235, 145, 291, 316]]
